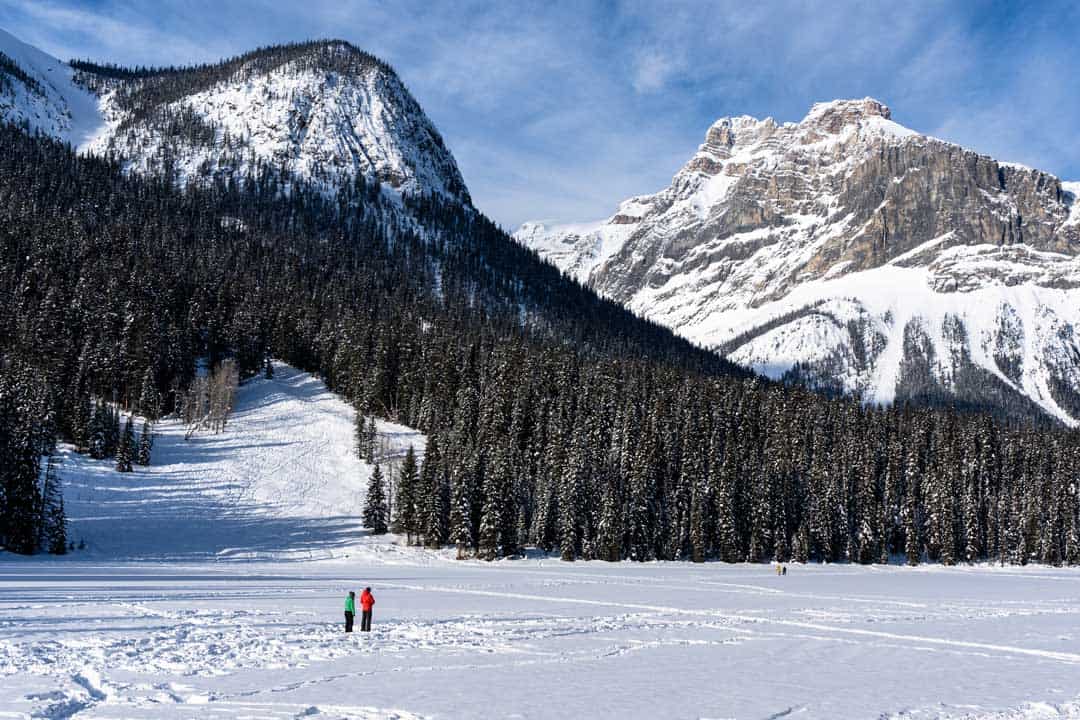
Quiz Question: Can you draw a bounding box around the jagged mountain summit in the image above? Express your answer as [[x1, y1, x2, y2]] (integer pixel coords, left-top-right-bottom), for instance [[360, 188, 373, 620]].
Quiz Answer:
[[0, 31, 469, 203], [516, 98, 1080, 425]]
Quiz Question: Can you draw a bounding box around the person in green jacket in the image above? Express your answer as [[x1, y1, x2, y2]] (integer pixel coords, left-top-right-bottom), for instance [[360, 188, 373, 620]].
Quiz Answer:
[[344, 591, 356, 632]]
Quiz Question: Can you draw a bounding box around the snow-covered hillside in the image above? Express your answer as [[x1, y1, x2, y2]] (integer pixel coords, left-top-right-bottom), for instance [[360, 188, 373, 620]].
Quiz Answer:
[[85, 42, 470, 202], [56, 362, 424, 561], [0, 28, 104, 147], [0, 32, 469, 204], [516, 98, 1080, 424]]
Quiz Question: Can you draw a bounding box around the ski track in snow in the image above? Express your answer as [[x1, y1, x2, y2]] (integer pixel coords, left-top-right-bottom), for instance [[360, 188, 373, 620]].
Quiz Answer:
[[54, 362, 424, 562], [2, 363, 1080, 719]]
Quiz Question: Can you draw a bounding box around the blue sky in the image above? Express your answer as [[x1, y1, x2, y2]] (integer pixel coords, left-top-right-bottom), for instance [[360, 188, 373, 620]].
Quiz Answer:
[[2, 0, 1078, 229]]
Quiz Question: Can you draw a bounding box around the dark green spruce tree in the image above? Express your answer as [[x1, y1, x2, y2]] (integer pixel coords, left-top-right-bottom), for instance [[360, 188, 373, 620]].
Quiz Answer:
[[39, 456, 67, 554], [116, 415, 135, 472], [394, 445, 420, 544], [137, 420, 153, 466], [363, 464, 389, 535]]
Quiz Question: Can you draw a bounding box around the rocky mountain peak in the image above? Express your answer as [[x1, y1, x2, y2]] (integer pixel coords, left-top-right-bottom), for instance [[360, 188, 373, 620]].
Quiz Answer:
[[516, 98, 1080, 425], [803, 97, 891, 132]]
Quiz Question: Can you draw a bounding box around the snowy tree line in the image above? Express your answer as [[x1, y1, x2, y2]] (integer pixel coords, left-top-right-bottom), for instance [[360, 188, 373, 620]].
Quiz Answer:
[[72, 39, 395, 121], [0, 356, 158, 554], [0, 123, 1077, 563], [0, 50, 44, 97], [384, 365, 1080, 565]]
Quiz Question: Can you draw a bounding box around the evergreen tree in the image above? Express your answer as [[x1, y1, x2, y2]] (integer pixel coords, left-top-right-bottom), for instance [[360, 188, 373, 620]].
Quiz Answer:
[[394, 445, 420, 544], [137, 368, 161, 421], [105, 405, 121, 458], [70, 384, 92, 453], [449, 454, 473, 559], [137, 420, 154, 466], [365, 416, 378, 464], [419, 435, 447, 547], [353, 405, 367, 460], [363, 464, 389, 534], [0, 382, 42, 555], [89, 401, 109, 459], [39, 456, 67, 554], [116, 415, 135, 472]]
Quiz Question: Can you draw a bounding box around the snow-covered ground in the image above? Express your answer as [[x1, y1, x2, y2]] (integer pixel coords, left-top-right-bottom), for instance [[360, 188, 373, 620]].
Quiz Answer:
[[3, 363, 1080, 719], [54, 362, 424, 562], [3, 561, 1080, 719]]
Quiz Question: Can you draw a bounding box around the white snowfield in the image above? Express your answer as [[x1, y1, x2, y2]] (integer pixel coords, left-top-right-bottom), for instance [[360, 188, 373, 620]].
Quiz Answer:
[[3, 363, 1080, 719], [4, 562, 1080, 719]]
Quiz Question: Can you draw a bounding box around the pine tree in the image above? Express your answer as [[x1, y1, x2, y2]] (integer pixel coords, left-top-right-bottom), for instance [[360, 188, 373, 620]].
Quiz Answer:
[[137, 420, 153, 466], [793, 520, 810, 563], [106, 405, 121, 458], [596, 477, 623, 562], [449, 454, 473, 559], [137, 368, 161, 421], [394, 445, 419, 544], [89, 401, 109, 459], [363, 464, 389, 534], [39, 456, 67, 554], [71, 385, 92, 453], [116, 415, 135, 472], [419, 435, 447, 547], [353, 404, 367, 460], [365, 416, 378, 464], [689, 482, 706, 563], [0, 394, 42, 555], [479, 444, 513, 560]]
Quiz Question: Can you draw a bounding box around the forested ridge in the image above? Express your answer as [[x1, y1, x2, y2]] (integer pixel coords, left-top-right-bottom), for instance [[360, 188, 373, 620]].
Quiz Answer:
[[1, 122, 1078, 565]]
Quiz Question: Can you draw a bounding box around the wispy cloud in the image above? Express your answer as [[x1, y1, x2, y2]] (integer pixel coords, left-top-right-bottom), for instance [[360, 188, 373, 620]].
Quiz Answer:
[[1, 0, 1077, 227], [631, 48, 680, 94]]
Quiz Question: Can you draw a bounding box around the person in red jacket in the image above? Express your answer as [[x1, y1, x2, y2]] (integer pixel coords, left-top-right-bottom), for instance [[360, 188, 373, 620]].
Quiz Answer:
[[359, 587, 375, 632]]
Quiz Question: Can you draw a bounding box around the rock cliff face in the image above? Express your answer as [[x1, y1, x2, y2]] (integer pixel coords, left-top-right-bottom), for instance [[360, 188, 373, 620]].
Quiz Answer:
[[517, 99, 1080, 424]]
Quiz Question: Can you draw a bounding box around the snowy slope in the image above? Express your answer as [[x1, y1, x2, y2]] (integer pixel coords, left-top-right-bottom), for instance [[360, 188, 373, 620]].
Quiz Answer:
[[56, 362, 425, 561], [83, 41, 470, 203], [0, 27, 104, 147], [517, 98, 1080, 424], [0, 31, 469, 204]]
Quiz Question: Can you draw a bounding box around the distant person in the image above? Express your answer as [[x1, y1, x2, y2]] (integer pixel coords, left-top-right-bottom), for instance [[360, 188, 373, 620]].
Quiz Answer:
[[360, 586, 375, 632], [782, 565, 788, 576], [344, 591, 356, 632]]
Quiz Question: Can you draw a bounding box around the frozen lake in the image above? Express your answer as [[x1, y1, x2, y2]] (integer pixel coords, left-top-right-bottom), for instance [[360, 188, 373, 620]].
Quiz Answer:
[[3, 558, 1080, 719]]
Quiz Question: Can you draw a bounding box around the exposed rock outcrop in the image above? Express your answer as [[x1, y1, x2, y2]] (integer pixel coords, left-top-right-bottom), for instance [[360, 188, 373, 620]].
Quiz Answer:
[[516, 98, 1080, 424]]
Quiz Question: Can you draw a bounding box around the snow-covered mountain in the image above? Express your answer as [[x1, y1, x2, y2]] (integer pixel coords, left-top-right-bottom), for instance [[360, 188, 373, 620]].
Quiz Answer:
[[516, 98, 1080, 425], [0, 28, 104, 147], [0, 31, 469, 203]]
